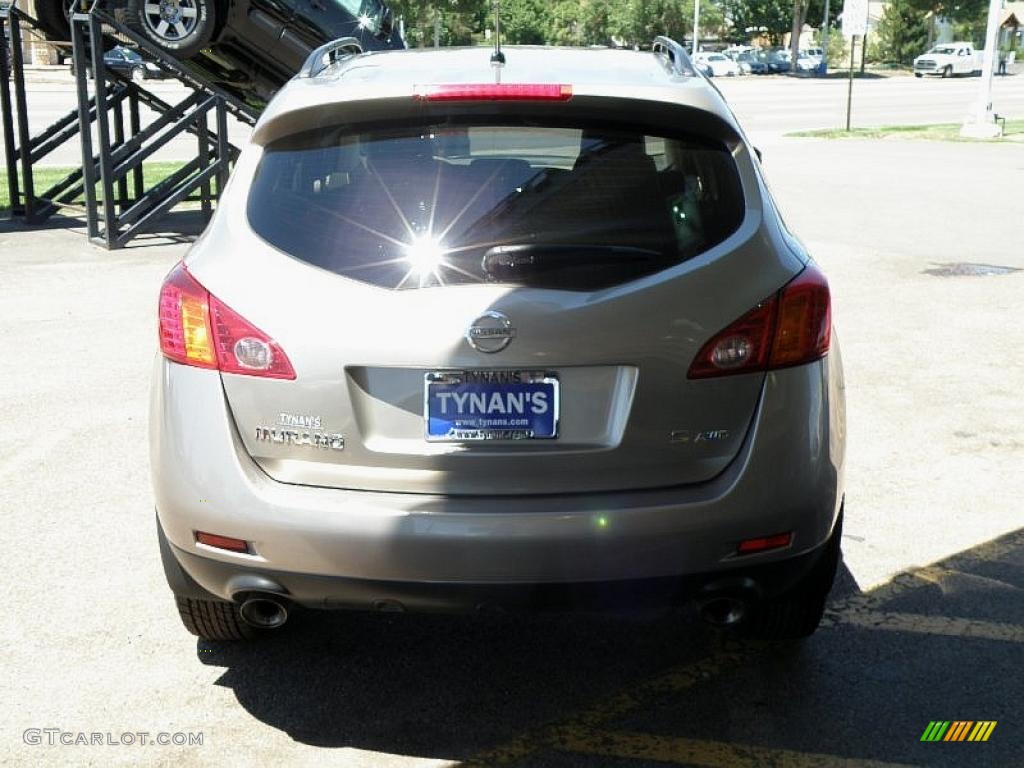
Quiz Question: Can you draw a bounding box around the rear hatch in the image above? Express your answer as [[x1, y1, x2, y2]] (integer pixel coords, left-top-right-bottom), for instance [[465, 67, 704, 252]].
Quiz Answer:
[[202, 96, 799, 495]]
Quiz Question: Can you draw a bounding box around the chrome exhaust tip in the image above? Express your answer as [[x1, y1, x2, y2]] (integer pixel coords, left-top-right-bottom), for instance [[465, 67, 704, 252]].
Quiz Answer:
[[237, 594, 289, 629], [697, 597, 747, 627]]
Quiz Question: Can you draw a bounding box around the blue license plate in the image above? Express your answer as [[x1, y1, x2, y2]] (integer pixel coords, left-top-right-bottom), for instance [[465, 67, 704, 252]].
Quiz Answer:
[[424, 371, 559, 441]]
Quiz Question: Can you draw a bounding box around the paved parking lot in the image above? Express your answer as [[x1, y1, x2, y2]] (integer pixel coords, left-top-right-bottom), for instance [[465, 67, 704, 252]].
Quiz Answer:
[[2, 130, 1022, 764]]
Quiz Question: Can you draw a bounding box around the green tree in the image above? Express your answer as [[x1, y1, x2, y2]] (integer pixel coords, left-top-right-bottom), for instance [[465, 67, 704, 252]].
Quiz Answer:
[[546, 0, 615, 46], [721, 0, 792, 44], [875, 0, 928, 64]]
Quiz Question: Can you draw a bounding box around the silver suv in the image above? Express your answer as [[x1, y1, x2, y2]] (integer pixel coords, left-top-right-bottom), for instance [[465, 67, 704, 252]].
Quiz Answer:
[[152, 37, 845, 642]]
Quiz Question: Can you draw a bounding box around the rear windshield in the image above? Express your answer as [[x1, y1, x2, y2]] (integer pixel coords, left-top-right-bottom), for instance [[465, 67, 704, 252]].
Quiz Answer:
[[247, 119, 744, 291]]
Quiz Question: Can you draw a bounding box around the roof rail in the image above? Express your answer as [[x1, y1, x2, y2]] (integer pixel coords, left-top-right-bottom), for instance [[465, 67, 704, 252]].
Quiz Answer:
[[652, 36, 696, 77], [299, 37, 364, 79]]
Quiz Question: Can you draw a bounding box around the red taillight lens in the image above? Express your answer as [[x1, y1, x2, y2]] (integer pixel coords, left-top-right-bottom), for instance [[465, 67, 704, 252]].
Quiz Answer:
[[688, 264, 831, 379], [158, 263, 296, 380], [195, 531, 249, 553], [688, 296, 777, 379], [737, 532, 792, 555], [413, 83, 573, 102]]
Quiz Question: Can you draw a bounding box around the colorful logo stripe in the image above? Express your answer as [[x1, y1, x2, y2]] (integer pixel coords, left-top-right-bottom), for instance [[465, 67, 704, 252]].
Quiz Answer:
[[920, 721, 996, 742]]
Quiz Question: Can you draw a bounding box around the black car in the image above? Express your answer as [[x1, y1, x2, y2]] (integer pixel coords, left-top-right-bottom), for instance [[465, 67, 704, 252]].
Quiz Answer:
[[35, 0, 403, 105], [81, 44, 169, 80], [738, 51, 769, 75]]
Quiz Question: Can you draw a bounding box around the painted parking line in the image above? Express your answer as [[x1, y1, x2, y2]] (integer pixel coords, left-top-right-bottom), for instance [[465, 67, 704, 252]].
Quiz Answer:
[[460, 529, 1023, 767], [460, 643, 756, 768], [546, 728, 920, 768], [825, 609, 1024, 643]]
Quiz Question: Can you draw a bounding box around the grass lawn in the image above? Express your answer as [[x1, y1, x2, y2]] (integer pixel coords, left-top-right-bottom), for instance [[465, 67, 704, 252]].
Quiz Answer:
[[787, 120, 1024, 142], [1, 161, 189, 213]]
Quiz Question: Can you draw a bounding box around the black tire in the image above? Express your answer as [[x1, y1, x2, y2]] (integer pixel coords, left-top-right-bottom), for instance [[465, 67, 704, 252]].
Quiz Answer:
[[914, 72, 922, 78], [34, 0, 73, 42], [175, 596, 255, 641], [131, 64, 146, 82], [742, 510, 843, 641], [132, 0, 215, 60], [942, 65, 952, 79]]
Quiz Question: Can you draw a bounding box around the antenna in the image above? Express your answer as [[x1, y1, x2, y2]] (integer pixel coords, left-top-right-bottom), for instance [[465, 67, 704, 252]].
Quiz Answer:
[[490, 0, 505, 64]]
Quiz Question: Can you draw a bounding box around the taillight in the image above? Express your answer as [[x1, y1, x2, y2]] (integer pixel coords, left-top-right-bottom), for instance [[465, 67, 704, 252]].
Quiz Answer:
[[158, 263, 296, 380], [413, 83, 573, 102], [688, 264, 831, 379]]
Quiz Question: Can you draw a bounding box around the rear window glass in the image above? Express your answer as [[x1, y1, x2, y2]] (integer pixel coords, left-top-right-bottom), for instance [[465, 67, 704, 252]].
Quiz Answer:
[[247, 119, 744, 290]]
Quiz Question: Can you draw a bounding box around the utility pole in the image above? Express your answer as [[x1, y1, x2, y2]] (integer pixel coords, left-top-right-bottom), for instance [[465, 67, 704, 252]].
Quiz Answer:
[[692, 0, 700, 55], [819, 0, 830, 75], [433, 9, 441, 48], [961, 0, 1004, 138]]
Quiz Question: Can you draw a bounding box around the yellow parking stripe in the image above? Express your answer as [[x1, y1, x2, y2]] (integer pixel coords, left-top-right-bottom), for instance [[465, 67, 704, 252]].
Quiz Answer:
[[460, 644, 755, 767], [548, 728, 920, 768], [828, 610, 1024, 644]]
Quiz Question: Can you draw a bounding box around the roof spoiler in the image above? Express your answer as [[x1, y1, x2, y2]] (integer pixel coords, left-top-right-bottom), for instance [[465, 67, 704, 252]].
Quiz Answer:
[[652, 36, 697, 77], [298, 37, 364, 79]]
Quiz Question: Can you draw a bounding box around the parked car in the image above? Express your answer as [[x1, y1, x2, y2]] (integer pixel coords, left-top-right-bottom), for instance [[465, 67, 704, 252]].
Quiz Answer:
[[803, 47, 824, 67], [913, 42, 984, 78], [764, 49, 791, 73], [69, 44, 169, 81], [153, 40, 845, 643], [34, 0, 404, 105], [737, 51, 769, 75], [695, 51, 741, 77]]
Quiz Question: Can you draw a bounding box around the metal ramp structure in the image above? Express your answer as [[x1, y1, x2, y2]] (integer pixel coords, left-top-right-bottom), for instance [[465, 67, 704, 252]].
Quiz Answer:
[[1, 0, 259, 247]]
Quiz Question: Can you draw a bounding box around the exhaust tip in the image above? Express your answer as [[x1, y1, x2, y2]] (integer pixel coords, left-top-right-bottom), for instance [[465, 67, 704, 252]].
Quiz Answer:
[[238, 595, 289, 629], [698, 597, 747, 627]]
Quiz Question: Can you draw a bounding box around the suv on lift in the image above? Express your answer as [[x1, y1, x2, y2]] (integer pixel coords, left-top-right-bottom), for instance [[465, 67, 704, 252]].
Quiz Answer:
[[34, 0, 403, 104], [153, 38, 846, 643]]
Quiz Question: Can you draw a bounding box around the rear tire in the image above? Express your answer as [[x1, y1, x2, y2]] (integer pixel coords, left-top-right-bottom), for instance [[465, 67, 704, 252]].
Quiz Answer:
[[175, 596, 255, 641], [34, 0, 73, 42], [742, 510, 842, 641], [942, 65, 953, 78], [132, 0, 215, 60]]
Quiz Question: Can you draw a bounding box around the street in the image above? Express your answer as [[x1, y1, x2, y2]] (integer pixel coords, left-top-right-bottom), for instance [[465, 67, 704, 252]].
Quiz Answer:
[[2, 118, 1022, 764], [4, 70, 1024, 165]]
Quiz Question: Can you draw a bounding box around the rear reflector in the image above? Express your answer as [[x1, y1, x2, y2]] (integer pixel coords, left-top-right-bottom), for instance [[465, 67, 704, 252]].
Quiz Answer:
[[688, 264, 831, 379], [195, 531, 250, 553], [158, 263, 296, 379], [737, 532, 792, 555], [414, 83, 573, 102]]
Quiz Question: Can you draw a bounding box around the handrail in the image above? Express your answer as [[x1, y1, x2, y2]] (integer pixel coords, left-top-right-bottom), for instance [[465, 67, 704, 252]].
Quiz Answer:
[[652, 35, 696, 77], [299, 37, 363, 78]]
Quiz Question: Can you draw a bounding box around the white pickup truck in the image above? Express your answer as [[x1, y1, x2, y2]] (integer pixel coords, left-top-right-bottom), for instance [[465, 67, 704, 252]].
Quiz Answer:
[[913, 43, 984, 78]]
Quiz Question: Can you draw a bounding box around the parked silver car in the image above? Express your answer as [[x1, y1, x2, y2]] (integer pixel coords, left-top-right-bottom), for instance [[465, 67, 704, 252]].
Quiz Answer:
[[152, 38, 845, 642]]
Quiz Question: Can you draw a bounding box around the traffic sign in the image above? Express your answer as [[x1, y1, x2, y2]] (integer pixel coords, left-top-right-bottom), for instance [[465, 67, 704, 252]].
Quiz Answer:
[[842, 0, 869, 37]]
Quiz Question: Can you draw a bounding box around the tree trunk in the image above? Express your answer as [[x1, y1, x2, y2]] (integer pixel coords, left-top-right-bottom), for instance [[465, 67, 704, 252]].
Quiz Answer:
[[790, 0, 808, 73]]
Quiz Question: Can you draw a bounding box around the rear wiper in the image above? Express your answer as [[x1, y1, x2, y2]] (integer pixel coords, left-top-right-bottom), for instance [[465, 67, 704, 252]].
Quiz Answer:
[[482, 244, 666, 283]]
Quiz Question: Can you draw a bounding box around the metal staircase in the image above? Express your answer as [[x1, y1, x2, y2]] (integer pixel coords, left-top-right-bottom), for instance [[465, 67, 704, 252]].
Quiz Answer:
[[2, 0, 259, 247]]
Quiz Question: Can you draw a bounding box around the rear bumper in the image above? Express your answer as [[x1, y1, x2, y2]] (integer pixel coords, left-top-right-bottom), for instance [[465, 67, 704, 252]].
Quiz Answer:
[[163, 525, 836, 612], [150, 345, 845, 600]]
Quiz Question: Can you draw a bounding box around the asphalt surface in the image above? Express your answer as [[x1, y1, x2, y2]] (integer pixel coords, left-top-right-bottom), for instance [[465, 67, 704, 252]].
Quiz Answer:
[[2, 80, 1023, 767]]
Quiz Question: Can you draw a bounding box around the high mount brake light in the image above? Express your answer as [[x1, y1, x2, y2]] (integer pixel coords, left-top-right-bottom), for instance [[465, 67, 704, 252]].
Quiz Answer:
[[158, 263, 296, 380], [688, 264, 831, 379], [413, 83, 573, 102]]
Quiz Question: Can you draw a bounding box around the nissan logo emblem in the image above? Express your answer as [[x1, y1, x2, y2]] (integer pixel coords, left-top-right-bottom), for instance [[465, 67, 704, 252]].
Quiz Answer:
[[466, 311, 516, 353]]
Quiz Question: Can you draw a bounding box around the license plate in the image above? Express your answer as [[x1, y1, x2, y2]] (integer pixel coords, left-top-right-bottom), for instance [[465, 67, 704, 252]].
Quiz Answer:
[[424, 371, 559, 441]]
